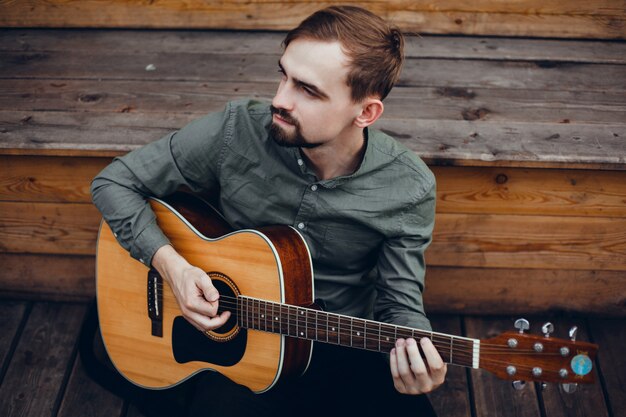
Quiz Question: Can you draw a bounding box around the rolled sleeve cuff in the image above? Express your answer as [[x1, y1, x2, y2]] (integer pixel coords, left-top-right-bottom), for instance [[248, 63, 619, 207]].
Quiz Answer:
[[130, 220, 170, 267]]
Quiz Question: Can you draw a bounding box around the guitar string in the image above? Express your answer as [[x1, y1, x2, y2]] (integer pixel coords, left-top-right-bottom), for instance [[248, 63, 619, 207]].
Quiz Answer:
[[154, 286, 582, 353], [212, 296, 574, 353], [161, 291, 578, 354]]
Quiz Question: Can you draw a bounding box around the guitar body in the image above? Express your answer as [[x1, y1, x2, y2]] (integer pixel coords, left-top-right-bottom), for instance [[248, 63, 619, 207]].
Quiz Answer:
[[96, 193, 315, 393]]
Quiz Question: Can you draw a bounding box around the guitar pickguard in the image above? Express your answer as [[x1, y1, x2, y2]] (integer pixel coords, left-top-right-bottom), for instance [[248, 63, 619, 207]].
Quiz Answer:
[[172, 316, 248, 367]]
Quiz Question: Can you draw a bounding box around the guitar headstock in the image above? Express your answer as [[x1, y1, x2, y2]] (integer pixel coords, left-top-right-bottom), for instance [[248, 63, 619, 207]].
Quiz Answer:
[[480, 322, 598, 385]]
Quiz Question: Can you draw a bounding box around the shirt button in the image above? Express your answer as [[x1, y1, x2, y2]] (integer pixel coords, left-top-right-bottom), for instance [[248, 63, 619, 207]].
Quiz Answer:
[[297, 159, 304, 166], [310, 184, 318, 191], [297, 222, 305, 230]]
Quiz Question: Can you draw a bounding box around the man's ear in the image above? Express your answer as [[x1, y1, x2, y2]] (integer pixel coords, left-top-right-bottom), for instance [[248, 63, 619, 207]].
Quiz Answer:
[[354, 98, 384, 128]]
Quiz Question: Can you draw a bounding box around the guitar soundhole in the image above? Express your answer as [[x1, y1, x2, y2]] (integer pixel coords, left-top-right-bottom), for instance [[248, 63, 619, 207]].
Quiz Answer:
[[206, 273, 240, 342]]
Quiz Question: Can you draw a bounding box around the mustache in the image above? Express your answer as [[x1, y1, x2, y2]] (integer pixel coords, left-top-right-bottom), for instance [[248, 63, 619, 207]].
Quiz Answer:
[[270, 105, 299, 126]]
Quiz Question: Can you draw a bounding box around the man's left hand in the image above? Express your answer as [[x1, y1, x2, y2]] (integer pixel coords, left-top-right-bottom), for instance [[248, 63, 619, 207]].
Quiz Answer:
[[390, 337, 447, 394]]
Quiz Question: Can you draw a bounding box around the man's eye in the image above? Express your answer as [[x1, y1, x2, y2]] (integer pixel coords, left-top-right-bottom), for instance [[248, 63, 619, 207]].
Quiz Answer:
[[301, 86, 316, 97]]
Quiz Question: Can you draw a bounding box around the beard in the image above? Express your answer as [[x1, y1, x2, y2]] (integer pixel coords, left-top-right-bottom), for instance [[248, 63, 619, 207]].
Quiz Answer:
[[269, 105, 321, 149]]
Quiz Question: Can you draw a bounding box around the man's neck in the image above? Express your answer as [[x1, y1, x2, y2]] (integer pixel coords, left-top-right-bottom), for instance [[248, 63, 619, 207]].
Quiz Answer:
[[300, 128, 367, 181]]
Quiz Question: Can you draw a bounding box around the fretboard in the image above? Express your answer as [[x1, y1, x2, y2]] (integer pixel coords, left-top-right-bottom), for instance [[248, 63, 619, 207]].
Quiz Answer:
[[235, 296, 479, 369]]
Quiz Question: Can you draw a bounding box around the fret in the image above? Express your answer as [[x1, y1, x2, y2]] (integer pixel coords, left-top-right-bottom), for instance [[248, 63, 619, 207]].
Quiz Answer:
[[268, 303, 276, 333], [314, 310, 318, 342], [286, 305, 291, 337], [339, 316, 352, 346], [364, 321, 379, 351], [261, 301, 267, 331], [450, 336, 454, 364], [327, 314, 339, 345], [379, 323, 395, 352], [317, 311, 328, 343], [350, 317, 353, 347], [351, 318, 365, 349]]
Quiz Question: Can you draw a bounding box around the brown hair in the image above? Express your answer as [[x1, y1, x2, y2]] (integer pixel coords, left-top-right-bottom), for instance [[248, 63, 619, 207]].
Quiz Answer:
[[283, 5, 404, 102]]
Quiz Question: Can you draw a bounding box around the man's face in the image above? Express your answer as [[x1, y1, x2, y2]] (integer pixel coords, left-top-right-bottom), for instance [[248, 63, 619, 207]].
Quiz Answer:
[[270, 39, 362, 148]]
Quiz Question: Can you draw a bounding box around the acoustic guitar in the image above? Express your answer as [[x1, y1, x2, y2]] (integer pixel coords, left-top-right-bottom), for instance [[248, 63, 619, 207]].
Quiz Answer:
[[96, 193, 598, 393]]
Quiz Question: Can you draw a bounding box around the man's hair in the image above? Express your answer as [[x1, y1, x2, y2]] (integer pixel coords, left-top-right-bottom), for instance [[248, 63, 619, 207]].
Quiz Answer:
[[283, 5, 404, 102]]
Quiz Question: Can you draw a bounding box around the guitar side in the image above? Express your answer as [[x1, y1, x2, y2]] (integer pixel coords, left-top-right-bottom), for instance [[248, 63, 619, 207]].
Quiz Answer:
[[95, 194, 315, 393]]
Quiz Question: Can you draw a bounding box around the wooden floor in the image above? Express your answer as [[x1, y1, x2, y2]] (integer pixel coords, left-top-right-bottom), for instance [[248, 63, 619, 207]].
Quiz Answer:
[[0, 299, 623, 417]]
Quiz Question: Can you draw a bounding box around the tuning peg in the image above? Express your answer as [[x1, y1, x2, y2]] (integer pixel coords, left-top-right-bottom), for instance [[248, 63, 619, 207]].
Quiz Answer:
[[512, 380, 526, 390], [541, 322, 554, 338], [561, 383, 578, 394], [569, 326, 578, 341], [514, 318, 530, 334]]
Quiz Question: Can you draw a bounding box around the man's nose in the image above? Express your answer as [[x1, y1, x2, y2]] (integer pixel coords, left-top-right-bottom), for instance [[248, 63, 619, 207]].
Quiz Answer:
[[272, 81, 293, 112]]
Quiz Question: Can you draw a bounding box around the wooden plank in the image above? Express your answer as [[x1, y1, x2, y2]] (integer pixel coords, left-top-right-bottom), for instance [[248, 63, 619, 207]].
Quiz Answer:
[[2, 50, 625, 94], [3, 79, 625, 126], [3, 30, 625, 64], [430, 213, 626, 271], [588, 318, 626, 417], [0, 253, 623, 316], [0, 254, 95, 301], [0, 155, 110, 203], [1, 110, 624, 169], [0, 301, 28, 384], [2, 200, 625, 271], [3, 157, 625, 219], [427, 315, 472, 417], [539, 317, 609, 417], [56, 353, 126, 417], [464, 316, 542, 417], [424, 267, 626, 316], [0, 201, 100, 255], [0, 1, 622, 39], [384, 119, 626, 170], [433, 166, 626, 217], [0, 302, 87, 417]]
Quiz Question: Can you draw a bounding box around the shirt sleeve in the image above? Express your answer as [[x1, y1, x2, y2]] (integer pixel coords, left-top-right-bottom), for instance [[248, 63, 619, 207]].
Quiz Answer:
[[373, 180, 436, 332], [90, 103, 232, 266]]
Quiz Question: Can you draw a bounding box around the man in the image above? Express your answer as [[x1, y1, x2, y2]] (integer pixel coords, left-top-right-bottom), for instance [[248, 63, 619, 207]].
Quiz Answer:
[[92, 5, 445, 416]]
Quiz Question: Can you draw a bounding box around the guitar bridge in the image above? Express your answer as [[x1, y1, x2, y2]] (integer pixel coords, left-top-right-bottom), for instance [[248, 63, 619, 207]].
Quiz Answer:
[[147, 269, 163, 337]]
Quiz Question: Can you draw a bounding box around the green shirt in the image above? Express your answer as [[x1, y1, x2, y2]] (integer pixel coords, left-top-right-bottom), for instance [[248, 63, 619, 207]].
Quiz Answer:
[[91, 99, 436, 331]]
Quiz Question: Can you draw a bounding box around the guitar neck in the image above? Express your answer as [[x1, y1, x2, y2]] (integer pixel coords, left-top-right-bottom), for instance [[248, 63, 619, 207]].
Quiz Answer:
[[236, 296, 480, 370]]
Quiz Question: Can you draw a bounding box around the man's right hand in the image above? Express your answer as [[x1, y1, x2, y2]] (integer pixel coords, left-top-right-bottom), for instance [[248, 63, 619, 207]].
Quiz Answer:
[[152, 245, 231, 332]]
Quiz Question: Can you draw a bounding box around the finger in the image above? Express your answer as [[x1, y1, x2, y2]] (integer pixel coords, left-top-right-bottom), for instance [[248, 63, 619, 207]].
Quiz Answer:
[[389, 348, 407, 393], [187, 310, 231, 332], [395, 339, 416, 385], [421, 337, 448, 384], [406, 338, 428, 377]]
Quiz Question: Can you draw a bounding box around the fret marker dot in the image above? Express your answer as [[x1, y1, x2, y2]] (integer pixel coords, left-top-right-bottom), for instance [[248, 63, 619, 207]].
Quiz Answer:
[[275, 317, 279, 321], [300, 332, 304, 336], [357, 332, 361, 336], [261, 314, 265, 318], [332, 327, 336, 331], [386, 337, 390, 341], [300, 311, 304, 315]]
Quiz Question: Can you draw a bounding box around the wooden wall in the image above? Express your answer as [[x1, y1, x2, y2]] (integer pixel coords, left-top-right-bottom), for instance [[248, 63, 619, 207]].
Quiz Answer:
[[0, 0, 624, 39], [1, 154, 625, 315], [1, 29, 624, 315]]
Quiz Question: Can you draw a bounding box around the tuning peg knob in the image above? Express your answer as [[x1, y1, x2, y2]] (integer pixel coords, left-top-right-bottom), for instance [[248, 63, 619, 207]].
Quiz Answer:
[[569, 326, 578, 341], [542, 322, 554, 338], [514, 318, 530, 334], [512, 380, 526, 390], [561, 383, 578, 394]]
